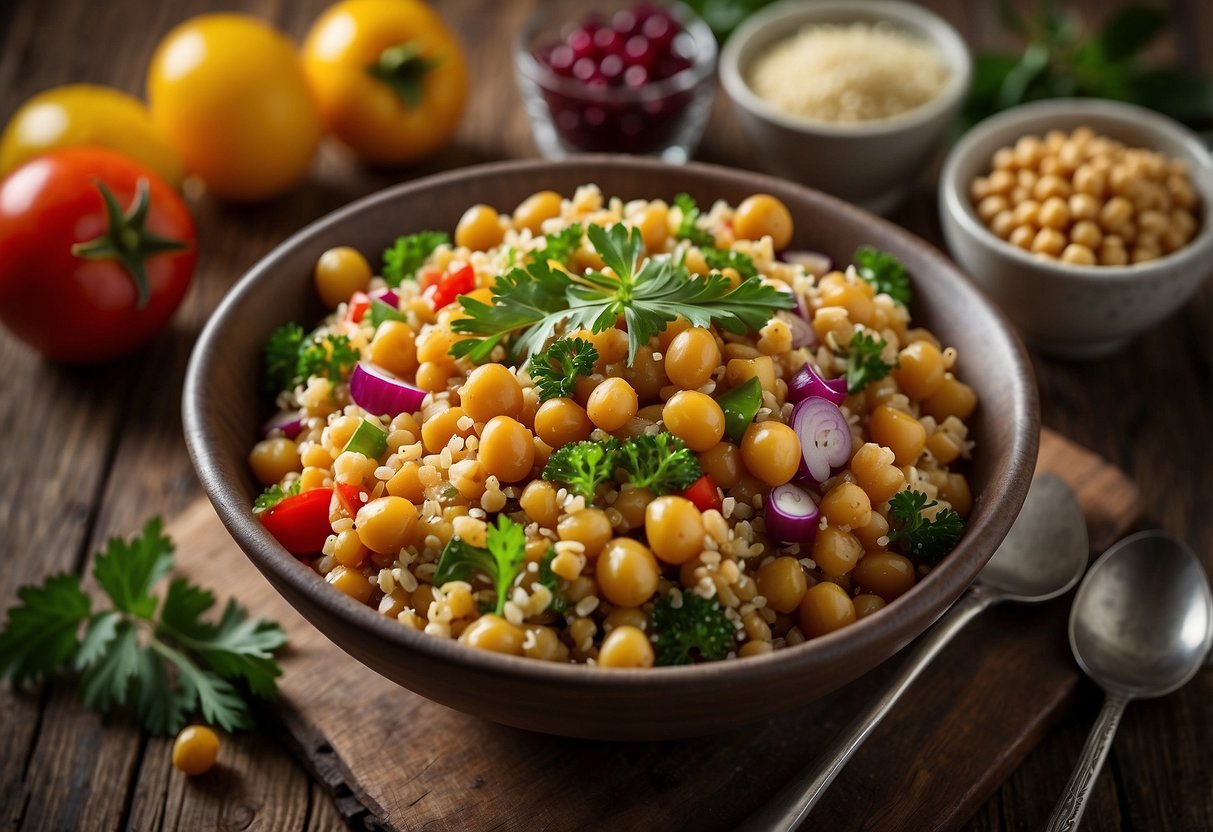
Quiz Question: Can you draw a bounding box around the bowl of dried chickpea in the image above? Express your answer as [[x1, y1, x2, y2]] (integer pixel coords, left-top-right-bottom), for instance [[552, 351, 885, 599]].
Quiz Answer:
[[939, 98, 1213, 358]]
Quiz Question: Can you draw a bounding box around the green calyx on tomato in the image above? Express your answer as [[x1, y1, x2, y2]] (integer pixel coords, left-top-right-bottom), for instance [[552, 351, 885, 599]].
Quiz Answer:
[[366, 42, 437, 109], [70, 178, 189, 309]]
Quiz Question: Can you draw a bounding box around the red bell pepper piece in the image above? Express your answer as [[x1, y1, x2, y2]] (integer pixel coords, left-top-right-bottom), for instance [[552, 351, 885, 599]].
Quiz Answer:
[[334, 482, 368, 517], [418, 267, 442, 291], [426, 264, 475, 310], [682, 474, 722, 513], [259, 488, 334, 555], [346, 291, 371, 323]]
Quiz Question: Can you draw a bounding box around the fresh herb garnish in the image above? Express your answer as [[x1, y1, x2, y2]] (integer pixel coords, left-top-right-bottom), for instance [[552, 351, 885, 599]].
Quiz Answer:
[[528, 337, 599, 401], [262, 325, 360, 395], [673, 193, 716, 247], [650, 592, 735, 665], [536, 549, 568, 615], [263, 323, 306, 395], [542, 438, 622, 502], [382, 230, 449, 287], [617, 433, 702, 495], [253, 480, 301, 514], [844, 330, 897, 394], [539, 223, 584, 267], [853, 246, 911, 305], [0, 518, 287, 734], [888, 490, 966, 563], [450, 222, 793, 365], [704, 248, 759, 279], [433, 515, 527, 616]]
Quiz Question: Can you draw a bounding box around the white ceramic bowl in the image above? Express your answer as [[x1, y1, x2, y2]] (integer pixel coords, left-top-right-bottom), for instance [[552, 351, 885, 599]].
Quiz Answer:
[[940, 99, 1213, 359], [719, 0, 970, 214]]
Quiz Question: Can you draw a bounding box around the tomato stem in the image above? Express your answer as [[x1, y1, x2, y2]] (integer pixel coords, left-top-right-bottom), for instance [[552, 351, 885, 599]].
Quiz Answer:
[[366, 41, 437, 109], [71, 179, 189, 309]]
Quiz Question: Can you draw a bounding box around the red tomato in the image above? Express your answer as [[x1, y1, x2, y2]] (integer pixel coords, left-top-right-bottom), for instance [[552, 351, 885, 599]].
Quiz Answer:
[[259, 488, 334, 555], [682, 474, 722, 513], [334, 482, 368, 517], [0, 147, 196, 363]]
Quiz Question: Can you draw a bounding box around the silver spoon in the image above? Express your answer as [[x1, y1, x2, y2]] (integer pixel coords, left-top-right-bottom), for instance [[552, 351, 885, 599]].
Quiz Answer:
[[1044, 531, 1213, 832], [741, 473, 1089, 832]]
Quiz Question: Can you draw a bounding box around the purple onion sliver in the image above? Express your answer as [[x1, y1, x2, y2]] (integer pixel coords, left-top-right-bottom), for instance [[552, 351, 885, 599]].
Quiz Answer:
[[369, 287, 401, 308], [777, 310, 816, 349], [792, 396, 852, 484], [788, 363, 847, 406], [764, 482, 821, 544], [349, 362, 426, 418], [260, 410, 305, 440]]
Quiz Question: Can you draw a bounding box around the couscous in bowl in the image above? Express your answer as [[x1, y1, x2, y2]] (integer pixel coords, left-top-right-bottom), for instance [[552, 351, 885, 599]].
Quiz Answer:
[[184, 157, 1037, 739]]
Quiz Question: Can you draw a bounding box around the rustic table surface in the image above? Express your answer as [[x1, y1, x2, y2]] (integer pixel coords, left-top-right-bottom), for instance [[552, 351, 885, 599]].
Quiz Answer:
[[2, 0, 1210, 830]]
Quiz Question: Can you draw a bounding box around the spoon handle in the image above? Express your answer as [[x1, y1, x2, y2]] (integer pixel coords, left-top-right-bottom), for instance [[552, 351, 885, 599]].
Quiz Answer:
[[737, 589, 995, 832], [1045, 694, 1130, 832]]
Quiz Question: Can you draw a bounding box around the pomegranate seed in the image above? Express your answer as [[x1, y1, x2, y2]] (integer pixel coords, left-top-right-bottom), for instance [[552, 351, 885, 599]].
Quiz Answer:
[[623, 64, 650, 88], [641, 14, 674, 49], [624, 35, 655, 68], [593, 27, 622, 55], [548, 45, 576, 75], [612, 10, 639, 36], [572, 56, 598, 82], [600, 54, 625, 84], [568, 29, 595, 60]]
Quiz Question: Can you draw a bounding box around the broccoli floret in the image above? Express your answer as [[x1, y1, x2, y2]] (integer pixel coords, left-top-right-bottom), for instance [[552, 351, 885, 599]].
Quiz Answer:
[[542, 438, 621, 501], [650, 592, 736, 666]]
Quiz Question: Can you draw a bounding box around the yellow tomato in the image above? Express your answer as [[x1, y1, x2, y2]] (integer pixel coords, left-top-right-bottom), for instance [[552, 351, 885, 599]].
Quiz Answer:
[[0, 85, 183, 185], [146, 14, 322, 202], [302, 0, 467, 166]]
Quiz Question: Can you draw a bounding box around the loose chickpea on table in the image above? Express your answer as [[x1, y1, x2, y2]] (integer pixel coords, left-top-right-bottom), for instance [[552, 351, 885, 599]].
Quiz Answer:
[[972, 126, 1201, 266]]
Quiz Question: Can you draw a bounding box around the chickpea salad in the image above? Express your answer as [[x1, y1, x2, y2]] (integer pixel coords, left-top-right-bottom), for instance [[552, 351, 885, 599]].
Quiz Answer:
[[248, 186, 978, 667]]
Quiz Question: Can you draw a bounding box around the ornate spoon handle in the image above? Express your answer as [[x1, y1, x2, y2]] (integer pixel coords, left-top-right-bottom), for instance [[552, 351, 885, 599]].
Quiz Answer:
[[1044, 693, 1130, 832]]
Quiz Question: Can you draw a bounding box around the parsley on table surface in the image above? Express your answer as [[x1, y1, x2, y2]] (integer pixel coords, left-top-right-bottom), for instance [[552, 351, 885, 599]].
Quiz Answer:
[[253, 480, 301, 514], [704, 248, 758, 279], [542, 438, 622, 502], [673, 193, 716, 247], [617, 433, 702, 495], [0, 518, 287, 735], [449, 222, 793, 365], [888, 490, 966, 563], [381, 230, 449, 287], [538, 224, 584, 267], [527, 337, 599, 402], [263, 324, 360, 395], [650, 592, 736, 666], [433, 515, 527, 615], [853, 246, 911, 306], [844, 330, 897, 395]]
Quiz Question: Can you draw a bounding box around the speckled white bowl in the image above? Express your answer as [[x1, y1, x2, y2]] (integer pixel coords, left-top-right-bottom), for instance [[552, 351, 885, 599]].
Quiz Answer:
[[940, 99, 1213, 359], [720, 0, 971, 215]]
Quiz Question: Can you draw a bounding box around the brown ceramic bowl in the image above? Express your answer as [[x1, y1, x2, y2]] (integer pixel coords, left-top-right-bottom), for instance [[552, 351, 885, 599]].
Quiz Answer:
[[183, 157, 1038, 740]]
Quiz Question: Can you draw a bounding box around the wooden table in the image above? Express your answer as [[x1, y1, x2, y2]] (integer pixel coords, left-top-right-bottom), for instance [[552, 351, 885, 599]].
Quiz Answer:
[[2, 1, 1210, 829]]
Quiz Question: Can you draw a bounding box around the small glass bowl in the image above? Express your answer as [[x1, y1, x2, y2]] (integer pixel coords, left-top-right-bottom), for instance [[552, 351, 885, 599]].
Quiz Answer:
[[514, 1, 717, 163]]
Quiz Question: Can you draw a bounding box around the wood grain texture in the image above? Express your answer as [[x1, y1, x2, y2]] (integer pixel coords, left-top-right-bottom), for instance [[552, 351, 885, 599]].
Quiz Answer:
[[0, 0, 1209, 829], [157, 429, 1136, 832]]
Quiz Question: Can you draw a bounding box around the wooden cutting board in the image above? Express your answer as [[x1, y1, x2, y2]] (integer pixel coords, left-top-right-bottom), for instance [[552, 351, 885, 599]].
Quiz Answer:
[[169, 427, 1139, 831]]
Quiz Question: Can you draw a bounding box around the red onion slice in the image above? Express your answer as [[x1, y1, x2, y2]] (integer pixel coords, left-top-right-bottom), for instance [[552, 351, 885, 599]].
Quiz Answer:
[[781, 250, 832, 276], [777, 310, 816, 349], [259, 410, 305, 439], [369, 287, 401, 308], [788, 363, 847, 406], [765, 483, 821, 544], [349, 362, 426, 418], [792, 396, 852, 484]]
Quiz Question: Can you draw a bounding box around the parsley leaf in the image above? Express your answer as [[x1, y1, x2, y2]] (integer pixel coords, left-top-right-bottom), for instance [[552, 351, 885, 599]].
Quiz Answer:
[[253, 480, 301, 515], [263, 323, 306, 395], [888, 490, 966, 563], [433, 515, 527, 615], [528, 337, 599, 401], [704, 248, 758, 279], [618, 433, 702, 495], [853, 246, 911, 305], [542, 439, 622, 501], [844, 330, 897, 394], [0, 519, 288, 735], [673, 193, 716, 247], [536, 549, 568, 615], [539, 223, 584, 267], [296, 334, 360, 387], [382, 231, 449, 287]]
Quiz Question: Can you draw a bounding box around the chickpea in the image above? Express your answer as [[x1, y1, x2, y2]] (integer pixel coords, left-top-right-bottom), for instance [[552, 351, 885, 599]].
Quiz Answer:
[[663, 391, 726, 452], [478, 416, 535, 482], [1008, 225, 1036, 251], [921, 375, 977, 423], [645, 496, 705, 564], [1012, 200, 1040, 228], [868, 404, 926, 467], [1061, 244, 1096, 266], [612, 485, 655, 531], [756, 556, 808, 613], [460, 364, 523, 422], [1099, 196, 1133, 229], [368, 321, 418, 378], [415, 360, 453, 393], [697, 442, 742, 489], [639, 201, 670, 251], [326, 565, 374, 603], [558, 508, 614, 559], [421, 405, 472, 453], [665, 327, 721, 389], [1031, 227, 1067, 257], [454, 204, 504, 251], [596, 538, 660, 607], [331, 529, 369, 568], [386, 462, 424, 502], [1070, 220, 1102, 250], [850, 442, 905, 506], [597, 625, 655, 668], [356, 496, 418, 553], [1038, 196, 1070, 230], [459, 614, 525, 655], [725, 355, 777, 395], [1069, 192, 1100, 222], [733, 194, 793, 249], [172, 726, 220, 776], [893, 341, 945, 401], [812, 525, 864, 577], [798, 582, 856, 638], [533, 397, 593, 448], [313, 246, 372, 309], [987, 169, 1015, 194], [941, 472, 973, 517], [853, 511, 890, 550], [819, 482, 872, 529], [852, 551, 916, 600], [626, 347, 668, 401], [853, 594, 887, 620], [416, 326, 457, 363], [740, 421, 801, 486], [586, 377, 638, 432], [513, 190, 562, 234], [248, 437, 301, 485]]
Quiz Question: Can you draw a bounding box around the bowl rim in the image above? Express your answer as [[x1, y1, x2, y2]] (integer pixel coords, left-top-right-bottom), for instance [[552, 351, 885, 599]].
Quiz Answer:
[[719, 0, 972, 138], [940, 97, 1213, 282], [513, 0, 717, 102], [184, 155, 1038, 693]]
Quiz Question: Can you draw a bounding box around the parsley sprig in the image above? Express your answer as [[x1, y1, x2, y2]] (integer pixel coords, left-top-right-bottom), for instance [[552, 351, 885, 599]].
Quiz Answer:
[[854, 247, 911, 306], [382, 230, 449, 287], [704, 248, 758, 279], [262, 325, 360, 395], [538, 224, 584, 267], [0, 519, 287, 735], [673, 193, 716, 247], [528, 337, 599, 401], [433, 515, 527, 615], [253, 480, 301, 514], [542, 438, 622, 501], [888, 490, 966, 563], [844, 330, 898, 394], [450, 222, 793, 365], [542, 433, 702, 499]]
